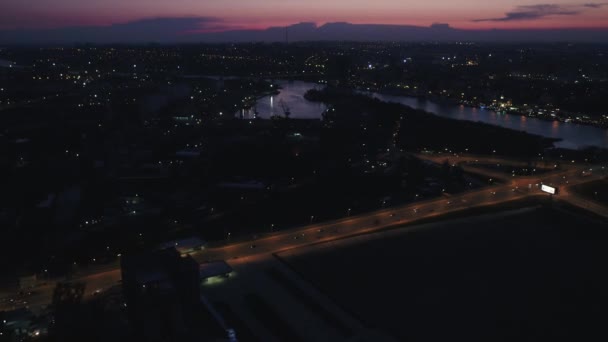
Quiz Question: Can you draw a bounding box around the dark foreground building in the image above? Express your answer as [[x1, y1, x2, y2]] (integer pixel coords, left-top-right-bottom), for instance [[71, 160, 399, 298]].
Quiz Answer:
[[121, 247, 234, 342]]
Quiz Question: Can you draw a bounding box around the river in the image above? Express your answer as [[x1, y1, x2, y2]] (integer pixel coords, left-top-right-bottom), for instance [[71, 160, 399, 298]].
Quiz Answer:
[[237, 81, 327, 120], [239, 80, 608, 150]]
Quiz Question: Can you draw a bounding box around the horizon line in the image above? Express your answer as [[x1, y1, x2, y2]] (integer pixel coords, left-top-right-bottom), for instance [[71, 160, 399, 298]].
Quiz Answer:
[[3, 19, 608, 33]]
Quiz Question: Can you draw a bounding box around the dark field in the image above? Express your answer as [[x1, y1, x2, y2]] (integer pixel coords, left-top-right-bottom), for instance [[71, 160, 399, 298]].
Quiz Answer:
[[282, 207, 608, 341], [571, 179, 608, 205]]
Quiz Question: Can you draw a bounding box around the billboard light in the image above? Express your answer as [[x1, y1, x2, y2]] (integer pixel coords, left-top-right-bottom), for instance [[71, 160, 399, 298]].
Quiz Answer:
[[541, 184, 556, 194]]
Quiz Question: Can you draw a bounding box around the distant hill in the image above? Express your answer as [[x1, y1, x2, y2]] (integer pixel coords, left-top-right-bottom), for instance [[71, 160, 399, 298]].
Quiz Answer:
[[1, 19, 608, 44], [196, 22, 608, 43]]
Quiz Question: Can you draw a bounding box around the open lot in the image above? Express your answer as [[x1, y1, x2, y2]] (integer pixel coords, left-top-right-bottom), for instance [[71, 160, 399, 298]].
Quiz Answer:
[[280, 206, 608, 341]]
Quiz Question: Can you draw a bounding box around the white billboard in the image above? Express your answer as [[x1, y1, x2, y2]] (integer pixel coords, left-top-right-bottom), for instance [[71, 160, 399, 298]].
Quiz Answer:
[[541, 184, 556, 194]]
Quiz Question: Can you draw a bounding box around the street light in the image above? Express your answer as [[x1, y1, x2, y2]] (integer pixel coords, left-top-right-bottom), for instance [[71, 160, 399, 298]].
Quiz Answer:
[[347, 208, 351, 216]]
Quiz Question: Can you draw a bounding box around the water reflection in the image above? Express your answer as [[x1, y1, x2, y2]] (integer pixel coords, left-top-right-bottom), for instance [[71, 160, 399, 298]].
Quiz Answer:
[[552, 120, 560, 137], [243, 81, 608, 150], [457, 104, 465, 120], [239, 81, 326, 120], [369, 91, 608, 150]]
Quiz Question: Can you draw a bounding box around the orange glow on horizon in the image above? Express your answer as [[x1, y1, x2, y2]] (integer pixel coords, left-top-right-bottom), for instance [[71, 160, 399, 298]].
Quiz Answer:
[[2, 0, 608, 32]]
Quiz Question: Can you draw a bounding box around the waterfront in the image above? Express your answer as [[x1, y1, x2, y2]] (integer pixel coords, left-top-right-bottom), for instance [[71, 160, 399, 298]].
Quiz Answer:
[[369, 92, 608, 150], [244, 81, 608, 150]]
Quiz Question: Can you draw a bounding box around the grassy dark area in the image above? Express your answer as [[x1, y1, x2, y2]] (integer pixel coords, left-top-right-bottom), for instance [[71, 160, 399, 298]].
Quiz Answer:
[[265, 267, 353, 338], [571, 179, 608, 205], [243, 293, 305, 342], [305, 88, 556, 157], [212, 301, 260, 342], [283, 206, 608, 342]]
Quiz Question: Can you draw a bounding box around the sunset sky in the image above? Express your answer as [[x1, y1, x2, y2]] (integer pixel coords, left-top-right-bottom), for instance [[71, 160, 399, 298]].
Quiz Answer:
[[2, 1, 608, 31]]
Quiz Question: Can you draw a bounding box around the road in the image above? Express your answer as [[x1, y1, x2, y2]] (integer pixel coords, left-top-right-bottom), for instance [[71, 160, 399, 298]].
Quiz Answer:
[[2, 153, 607, 313]]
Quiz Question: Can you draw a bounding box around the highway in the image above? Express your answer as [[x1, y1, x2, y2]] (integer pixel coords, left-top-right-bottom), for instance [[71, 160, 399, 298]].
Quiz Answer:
[[1, 153, 607, 313]]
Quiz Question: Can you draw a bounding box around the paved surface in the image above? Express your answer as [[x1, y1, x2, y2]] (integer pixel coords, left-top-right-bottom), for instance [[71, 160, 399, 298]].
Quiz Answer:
[[1, 153, 607, 313]]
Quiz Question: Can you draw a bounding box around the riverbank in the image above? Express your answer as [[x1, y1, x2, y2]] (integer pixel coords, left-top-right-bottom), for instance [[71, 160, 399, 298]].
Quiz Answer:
[[231, 78, 607, 149], [360, 86, 608, 129], [304, 87, 559, 156]]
